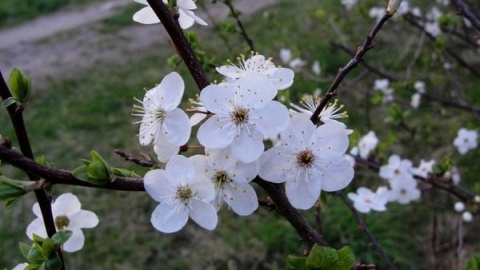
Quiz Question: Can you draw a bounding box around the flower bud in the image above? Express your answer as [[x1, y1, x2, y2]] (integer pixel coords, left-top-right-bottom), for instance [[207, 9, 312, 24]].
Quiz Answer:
[[387, 0, 402, 15]]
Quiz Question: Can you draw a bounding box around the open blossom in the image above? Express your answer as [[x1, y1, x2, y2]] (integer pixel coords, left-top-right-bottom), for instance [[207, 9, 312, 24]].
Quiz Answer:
[[348, 186, 388, 213], [357, 131, 378, 159], [410, 93, 421, 109], [216, 54, 294, 93], [197, 76, 290, 163], [463, 212, 473, 222], [190, 148, 259, 216], [387, 179, 421, 204], [312, 60, 321, 75], [133, 0, 207, 29], [373, 78, 394, 103], [26, 193, 99, 252], [379, 155, 415, 184], [144, 155, 217, 233], [453, 128, 478, 155], [133, 72, 191, 161], [259, 114, 354, 209]]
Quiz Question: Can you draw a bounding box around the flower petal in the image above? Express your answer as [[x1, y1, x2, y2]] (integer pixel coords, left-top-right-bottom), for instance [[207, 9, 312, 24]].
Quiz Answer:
[[153, 140, 180, 163], [314, 151, 354, 192], [26, 218, 47, 239], [52, 193, 81, 216], [258, 146, 295, 183], [230, 128, 264, 163], [133, 6, 160, 25], [232, 74, 277, 108], [63, 229, 85, 252], [144, 169, 176, 202], [310, 123, 350, 153], [269, 68, 294, 90], [225, 183, 258, 216], [188, 199, 218, 230], [285, 173, 321, 210], [68, 210, 99, 230], [197, 116, 236, 149], [166, 155, 195, 185], [162, 108, 191, 145], [200, 84, 234, 114], [156, 72, 184, 111], [252, 101, 289, 137], [151, 202, 189, 233]]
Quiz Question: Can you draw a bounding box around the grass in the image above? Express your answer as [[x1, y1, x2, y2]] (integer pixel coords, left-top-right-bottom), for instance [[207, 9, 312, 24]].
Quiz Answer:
[[1, 0, 480, 269]]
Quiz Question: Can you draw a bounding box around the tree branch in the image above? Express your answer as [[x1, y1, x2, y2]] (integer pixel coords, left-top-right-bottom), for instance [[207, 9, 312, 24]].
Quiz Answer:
[[450, 0, 480, 31]]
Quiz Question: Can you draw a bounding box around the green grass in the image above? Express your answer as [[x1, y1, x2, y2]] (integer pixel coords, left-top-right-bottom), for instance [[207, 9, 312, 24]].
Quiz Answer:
[[1, 0, 480, 269]]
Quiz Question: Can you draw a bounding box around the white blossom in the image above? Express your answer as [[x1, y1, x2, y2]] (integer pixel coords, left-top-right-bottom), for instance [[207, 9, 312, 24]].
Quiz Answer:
[[312, 60, 321, 75], [373, 78, 394, 103], [197, 76, 290, 163], [259, 114, 354, 209], [289, 58, 307, 70], [26, 193, 99, 253], [454, 201, 465, 212], [412, 159, 435, 178], [133, 0, 207, 29], [190, 148, 259, 215], [462, 211, 473, 222], [144, 155, 217, 233], [453, 128, 478, 155], [425, 21, 442, 37], [279, 48, 292, 64], [414, 81, 426, 93], [387, 179, 421, 204], [348, 186, 388, 213], [379, 155, 415, 185], [357, 131, 379, 159], [341, 0, 357, 10], [410, 93, 422, 109], [290, 96, 348, 126]]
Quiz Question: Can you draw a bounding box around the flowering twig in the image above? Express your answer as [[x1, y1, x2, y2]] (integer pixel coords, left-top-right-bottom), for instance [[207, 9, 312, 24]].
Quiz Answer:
[[114, 150, 155, 167], [145, 0, 210, 90], [310, 12, 395, 123], [450, 0, 480, 31], [0, 70, 64, 268], [0, 144, 145, 191], [335, 191, 398, 270], [222, 0, 255, 52]]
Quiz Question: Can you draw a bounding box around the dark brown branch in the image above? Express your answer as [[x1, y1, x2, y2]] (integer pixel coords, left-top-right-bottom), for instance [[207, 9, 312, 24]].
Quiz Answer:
[[310, 12, 394, 123], [336, 191, 397, 270], [403, 14, 480, 77], [114, 150, 155, 167], [223, 0, 255, 52], [450, 0, 480, 31], [0, 70, 64, 268], [0, 144, 145, 191], [421, 93, 480, 118], [146, 0, 210, 90]]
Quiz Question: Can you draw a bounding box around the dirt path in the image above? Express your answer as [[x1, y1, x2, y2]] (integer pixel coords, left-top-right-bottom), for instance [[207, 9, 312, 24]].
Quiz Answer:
[[0, 0, 278, 87]]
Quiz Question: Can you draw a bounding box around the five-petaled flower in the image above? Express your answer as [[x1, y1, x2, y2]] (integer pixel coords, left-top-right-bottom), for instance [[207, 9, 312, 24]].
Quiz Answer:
[[144, 155, 218, 233], [348, 186, 388, 213], [453, 128, 478, 155], [26, 193, 99, 252], [259, 114, 354, 209]]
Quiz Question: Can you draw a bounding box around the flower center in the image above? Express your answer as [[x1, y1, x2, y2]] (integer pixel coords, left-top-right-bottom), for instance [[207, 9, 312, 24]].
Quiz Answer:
[[296, 149, 316, 168], [212, 170, 231, 189], [155, 108, 167, 122], [176, 185, 193, 205], [230, 107, 249, 125], [55, 215, 70, 230]]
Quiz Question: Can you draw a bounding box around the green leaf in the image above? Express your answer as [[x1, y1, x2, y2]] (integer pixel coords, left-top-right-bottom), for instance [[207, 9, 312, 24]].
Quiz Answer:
[[2, 97, 17, 108], [45, 254, 62, 270], [8, 67, 31, 105], [41, 238, 55, 257], [86, 160, 111, 184], [306, 245, 338, 269], [27, 242, 45, 264], [20, 242, 32, 259], [51, 230, 72, 249], [464, 253, 480, 270], [335, 246, 356, 270], [286, 255, 309, 270], [111, 167, 140, 178], [0, 176, 27, 208]]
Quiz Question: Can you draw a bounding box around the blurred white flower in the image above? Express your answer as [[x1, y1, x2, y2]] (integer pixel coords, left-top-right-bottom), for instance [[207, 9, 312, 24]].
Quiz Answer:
[[133, 0, 207, 29], [369, 7, 385, 22], [312, 60, 321, 75], [425, 21, 441, 37], [373, 79, 394, 103], [453, 128, 478, 155], [412, 159, 435, 178], [26, 193, 99, 252], [358, 131, 379, 159], [387, 179, 421, 204], [280, 48, 292, 64], [379, 155, 415, 184], [411, 93, 421, 108], [454, 201, 465, 212], [341, 0, 357, 10], [348, 186, 388, 213], [414, 81, 426, 94], [462, 211, 473, 222], [289, 57, 307, 70]]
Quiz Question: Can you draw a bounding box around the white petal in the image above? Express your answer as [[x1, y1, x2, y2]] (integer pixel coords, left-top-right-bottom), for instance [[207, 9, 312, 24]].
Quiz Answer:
[[153, 141, 179, 163], [285, 174, 321, 210], [178, 0, 197, 10], [353, 201, 371, 213], [144, 169, 176, 202], [166, 155, 195, 185], [189, 155, 214, 179], [258, 146, 295, 183], [229, 160, 258, 183], [314, 152, 354, 192], [162, 108, 191, 145], [178, 9, 195, 29], [151, 203, 188, 233], [269, 68, 294, 90], [68, 210, 99, 230], [197, 116, 236, 149], [200, 84, 234, 114], [225, 183, 258, 216], [133, 6, 160, 25], [156, 72, 184, 111], [230, 129, 264, 163], [216, 65, 244, 79], [188, 199, 218, 230], [279, 114, 314, 150], [62, 229, 85, 253], [26, 218, 47, 239], [190, 176, 216, 202], [232, 75, 277, 108], [181, 9, 207, 26], [52, 193, 81, 216], [252, 101, 289, 137], [190, 112, 207, 126], [32, 202, 42, 217], [310, 123, 350, 153]]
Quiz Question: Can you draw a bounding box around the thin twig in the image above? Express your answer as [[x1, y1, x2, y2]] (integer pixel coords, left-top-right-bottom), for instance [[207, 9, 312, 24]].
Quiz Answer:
[[0, 71, 64, 268], [450, 0, 480, 31], [114, 150, 155, 167], [336, 191, 397, 270], [311, 12, 395, 123], [222, 0, 255, 52]]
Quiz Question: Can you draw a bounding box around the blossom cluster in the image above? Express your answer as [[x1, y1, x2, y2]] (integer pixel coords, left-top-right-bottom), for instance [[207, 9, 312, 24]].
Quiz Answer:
[[135, 53, 355, 233]]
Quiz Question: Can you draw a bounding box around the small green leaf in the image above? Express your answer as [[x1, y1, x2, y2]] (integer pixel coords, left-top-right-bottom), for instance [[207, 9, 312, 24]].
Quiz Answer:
[[2, 97, 17, 108], [464, 253, 480, 270], [45, 254, 62, 270], [286, 255, 309, 270], [72, 165, 89, 182], [27, 242, 45, 264], [111, 167, 140, 178], [335, 246, 356, 270], [86, 160, 111, 184], [20, 242, 32, 259], [52, 230, 72, 249], [0, 176, 27, 208], [306, 245, 338, 268], [8, 67, 31, 105], [38, 262, 47, 270], [41, 238, 55, 257]]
